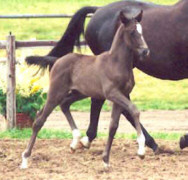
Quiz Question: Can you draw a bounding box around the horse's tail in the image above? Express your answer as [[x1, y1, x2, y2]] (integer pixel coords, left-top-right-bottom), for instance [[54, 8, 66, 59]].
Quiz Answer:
[[25, 56, 58, 69], [25, 6, 98, 70]]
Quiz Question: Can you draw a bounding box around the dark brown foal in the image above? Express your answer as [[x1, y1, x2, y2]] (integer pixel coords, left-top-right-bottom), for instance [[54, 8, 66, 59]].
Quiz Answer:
[[21, 10, 149, 168]]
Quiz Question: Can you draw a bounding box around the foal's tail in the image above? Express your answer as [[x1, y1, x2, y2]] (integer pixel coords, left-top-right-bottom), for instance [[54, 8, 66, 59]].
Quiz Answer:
[[26, 6, 98, 70]]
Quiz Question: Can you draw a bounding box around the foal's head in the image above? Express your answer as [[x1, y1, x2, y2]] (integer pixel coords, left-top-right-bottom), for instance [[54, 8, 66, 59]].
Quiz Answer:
[[119, 10, 149, 60]]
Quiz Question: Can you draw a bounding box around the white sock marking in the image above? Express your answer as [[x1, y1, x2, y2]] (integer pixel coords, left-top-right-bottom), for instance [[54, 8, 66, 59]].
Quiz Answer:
[[80, 136, 90, 148], [20, 152, 28, 169], [70, 129, 81, 150], [137, 132, 145, 156]]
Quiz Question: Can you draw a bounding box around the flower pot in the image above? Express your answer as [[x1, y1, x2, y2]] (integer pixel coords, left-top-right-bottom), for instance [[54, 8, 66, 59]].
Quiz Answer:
[[16, 113, 33, 128]]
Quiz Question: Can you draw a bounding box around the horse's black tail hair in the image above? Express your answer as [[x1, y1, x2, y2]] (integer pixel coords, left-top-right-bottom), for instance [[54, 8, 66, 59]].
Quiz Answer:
[[25, 6, 98, 70], [25, 56, 58, 69]]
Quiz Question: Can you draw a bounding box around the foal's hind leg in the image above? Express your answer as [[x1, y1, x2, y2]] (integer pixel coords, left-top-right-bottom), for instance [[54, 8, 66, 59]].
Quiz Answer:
[[20, 100, 58, 169], [60, 92, 86, 151], [21, 84, 69, 169]]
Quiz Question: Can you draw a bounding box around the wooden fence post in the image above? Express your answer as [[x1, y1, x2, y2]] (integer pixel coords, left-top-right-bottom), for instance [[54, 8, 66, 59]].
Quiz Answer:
[[6, 33, 16, 129]]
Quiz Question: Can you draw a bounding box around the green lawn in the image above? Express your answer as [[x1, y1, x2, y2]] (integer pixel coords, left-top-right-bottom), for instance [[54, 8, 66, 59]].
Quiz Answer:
[[0, 0, 178, 40], [0, 128, 183, 140]]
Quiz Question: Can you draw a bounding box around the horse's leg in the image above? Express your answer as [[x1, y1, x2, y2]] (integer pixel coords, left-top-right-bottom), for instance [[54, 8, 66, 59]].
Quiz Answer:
[[180, 134, 188, 149], [60, 92, 86, 151], [106, 90, 145, 159], [122, 110, 158, 153], [81, 98, 105, 148], [122, 96, 158, 153], [20, 77, 69, 169], [103, 103, 122, 167], [20, 99, 58, 169]]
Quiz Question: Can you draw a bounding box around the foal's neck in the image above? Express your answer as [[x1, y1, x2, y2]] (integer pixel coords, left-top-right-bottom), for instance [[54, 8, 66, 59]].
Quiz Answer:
[[109, 24, 134, 68]]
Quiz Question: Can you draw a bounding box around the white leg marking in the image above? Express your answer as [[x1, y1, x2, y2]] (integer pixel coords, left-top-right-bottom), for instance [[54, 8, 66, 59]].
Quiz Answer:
[[103, 162, 111, 169], [137, 132, 145, 157], [70, 129, 81, 150], [20, 151, 28, 169], [80, 136, 91, 148]]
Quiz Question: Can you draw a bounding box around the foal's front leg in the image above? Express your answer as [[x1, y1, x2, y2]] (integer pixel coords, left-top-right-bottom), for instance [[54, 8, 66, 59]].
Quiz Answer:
[[103, 103, 122, 167], [122, 96, 158, 153], [106, 90, 145, 159]]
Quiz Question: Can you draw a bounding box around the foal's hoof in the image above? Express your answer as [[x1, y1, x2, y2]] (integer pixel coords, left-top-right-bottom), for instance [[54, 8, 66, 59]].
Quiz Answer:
[[138, 154, 145, 160], [103, 162, 111, 171], [20, 152, 28, 169], [70, 147, 76, 154], [137, 147, 145, 159]]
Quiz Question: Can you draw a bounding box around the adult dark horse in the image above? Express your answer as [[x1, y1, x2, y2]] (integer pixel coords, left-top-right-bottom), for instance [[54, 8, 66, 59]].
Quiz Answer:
[[26, 0, 188, 152]]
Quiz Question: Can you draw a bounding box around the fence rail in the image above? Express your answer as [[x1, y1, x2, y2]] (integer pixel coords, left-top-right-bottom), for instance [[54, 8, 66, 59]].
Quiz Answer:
[[0, 35, 86, 129], [0, 14, 92, 19], [0, 13, 90, 129]]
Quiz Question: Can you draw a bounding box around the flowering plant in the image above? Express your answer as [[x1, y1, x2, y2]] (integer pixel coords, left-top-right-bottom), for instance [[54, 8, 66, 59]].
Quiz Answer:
[[0, 64, 48, 120]]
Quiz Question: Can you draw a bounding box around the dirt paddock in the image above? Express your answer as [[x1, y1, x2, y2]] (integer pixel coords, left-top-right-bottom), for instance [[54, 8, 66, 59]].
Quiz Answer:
[[1, 110, 188, 180], [0, 139, 188, 180]]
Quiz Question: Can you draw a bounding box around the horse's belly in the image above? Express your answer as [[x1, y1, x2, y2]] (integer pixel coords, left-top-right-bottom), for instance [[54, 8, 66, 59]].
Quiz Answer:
[[71, 82, 105, 99]]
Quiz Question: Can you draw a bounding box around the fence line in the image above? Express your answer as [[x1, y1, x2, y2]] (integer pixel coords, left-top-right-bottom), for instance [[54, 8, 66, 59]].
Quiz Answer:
[[0, 13, 89, 129], [0, 14, 92, 19], [0, 33, 87, 129]]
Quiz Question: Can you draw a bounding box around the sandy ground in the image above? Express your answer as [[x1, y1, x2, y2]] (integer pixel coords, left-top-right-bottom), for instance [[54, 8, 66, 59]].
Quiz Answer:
[[43, 110, 188, 133], [1, 110, 188, 180], [0, 139, 188, 180]]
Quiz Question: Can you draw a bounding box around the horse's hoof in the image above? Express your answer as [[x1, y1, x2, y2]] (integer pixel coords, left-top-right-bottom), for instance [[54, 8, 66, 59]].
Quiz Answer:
[[103, 162, 111, 171], [80, 136, 91, 149], [138, 154, 145, 160], [137, 147, 145, 159], [20, 163, 28, 169], [20, 152, 28, 169], [180, 136, 186, 149], [154, 145, 174, 155], [70, 147, 76, 154]]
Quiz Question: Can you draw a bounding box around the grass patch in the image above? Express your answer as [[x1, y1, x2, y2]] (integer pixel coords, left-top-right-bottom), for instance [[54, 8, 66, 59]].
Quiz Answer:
[[0, 128, 183, 141]]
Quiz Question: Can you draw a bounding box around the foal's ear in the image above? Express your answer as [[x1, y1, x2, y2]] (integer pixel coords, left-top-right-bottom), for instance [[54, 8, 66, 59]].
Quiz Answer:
[[119, 11, 130, 26], [135, 10, 143, 22]]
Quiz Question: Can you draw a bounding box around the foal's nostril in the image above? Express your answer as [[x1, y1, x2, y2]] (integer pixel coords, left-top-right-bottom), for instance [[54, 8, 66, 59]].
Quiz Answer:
[[143, 49, 150, 56], [142, 49, 150, 56]]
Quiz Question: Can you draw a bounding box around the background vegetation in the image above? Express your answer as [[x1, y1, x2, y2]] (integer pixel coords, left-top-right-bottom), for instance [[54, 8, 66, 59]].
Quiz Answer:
[[0, 0, 186, 140], [0, 0, 186, 113]]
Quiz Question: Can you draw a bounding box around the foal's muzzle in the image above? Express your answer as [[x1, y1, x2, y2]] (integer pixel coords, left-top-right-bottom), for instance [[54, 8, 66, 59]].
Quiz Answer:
[[138, 48, 150, 57], [137, 48, 150, 61]]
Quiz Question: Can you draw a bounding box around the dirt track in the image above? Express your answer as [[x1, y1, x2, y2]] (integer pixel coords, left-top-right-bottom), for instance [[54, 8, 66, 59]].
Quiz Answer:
[[1, 139, 188, 180], [1, 110, 188, 180], [44, 110, 188, 133]]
